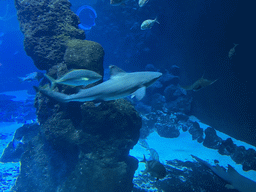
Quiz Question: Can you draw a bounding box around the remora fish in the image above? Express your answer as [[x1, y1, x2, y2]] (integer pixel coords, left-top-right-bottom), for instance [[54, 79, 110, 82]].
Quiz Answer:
[[44, 69, 102, 89], [35, 65, 162, 103], [192, 155, 256, 192], [181, 73, 217, 91], [140, 155, 166, 180]]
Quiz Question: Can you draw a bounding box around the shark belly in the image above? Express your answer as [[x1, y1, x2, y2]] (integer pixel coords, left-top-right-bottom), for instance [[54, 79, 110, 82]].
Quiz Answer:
[[65, 79, 140, 102]]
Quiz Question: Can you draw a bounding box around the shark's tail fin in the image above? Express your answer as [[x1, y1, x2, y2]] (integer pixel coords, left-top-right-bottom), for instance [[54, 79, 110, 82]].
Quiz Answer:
[[18, 77, 25, 82], [154, 17, 160, 24], [44, 74, 57, 90], [33, 86, 68, 103], [210, 79, 218, 85]]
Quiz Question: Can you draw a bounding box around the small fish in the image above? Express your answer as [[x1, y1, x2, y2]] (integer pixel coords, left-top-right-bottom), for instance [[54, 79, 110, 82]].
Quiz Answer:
[[138, 140, 160, 161], [44, 69, 102, 89], [181, 73, 217, 91], [110, 0, 128, 6], [138, 0, 149, 7], [228, 43, 239, 58], [139, 139, 150, 149], [140, 155, 166, 180], [18, 72, 44, 82], [141, 17, 160, 30], [148, 148, 160, 161]]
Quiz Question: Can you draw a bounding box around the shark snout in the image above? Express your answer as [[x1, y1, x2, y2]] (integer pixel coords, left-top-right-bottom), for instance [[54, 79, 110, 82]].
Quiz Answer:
[[153, 72, 163, 81], [146, 72, 162, 87], [156, 72, 163, 79]]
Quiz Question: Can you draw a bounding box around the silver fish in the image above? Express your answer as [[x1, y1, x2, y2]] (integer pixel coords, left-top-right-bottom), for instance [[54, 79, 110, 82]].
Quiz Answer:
[[35, 65, 162, 103], [18, 72, 44, 82], [148, 148, 159, 161], [110, 0, 128, 6], [44, 69, 102, 89], [139, 139, 150, 149], [141, 17, 160, 30], [138, 0, 149, 7]]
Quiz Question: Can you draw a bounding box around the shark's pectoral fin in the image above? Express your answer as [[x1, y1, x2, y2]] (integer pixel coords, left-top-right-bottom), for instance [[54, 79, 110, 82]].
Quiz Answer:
[[94, 102, 102, 107], [132, 86, 146, 100], [180, 85, 193, 91]]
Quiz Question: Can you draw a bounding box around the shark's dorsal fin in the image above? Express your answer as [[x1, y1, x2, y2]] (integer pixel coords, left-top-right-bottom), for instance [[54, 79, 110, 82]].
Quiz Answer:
[[109, 65, 126, 78], [200, 71, 205, 79]]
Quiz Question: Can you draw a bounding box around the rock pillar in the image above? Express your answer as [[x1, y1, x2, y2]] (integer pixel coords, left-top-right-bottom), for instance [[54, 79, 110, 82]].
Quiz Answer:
[[13, 0, 141, 191]]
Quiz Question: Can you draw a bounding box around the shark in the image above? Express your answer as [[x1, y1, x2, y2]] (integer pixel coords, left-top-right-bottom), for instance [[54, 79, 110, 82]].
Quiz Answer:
[[181, 73, 217, 91], [34, 65, 162, 103], [191, 155, 256, 192]]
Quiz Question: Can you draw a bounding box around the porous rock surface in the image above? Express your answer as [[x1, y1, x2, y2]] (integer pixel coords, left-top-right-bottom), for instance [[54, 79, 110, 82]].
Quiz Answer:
[[13, 0, 141, 191]]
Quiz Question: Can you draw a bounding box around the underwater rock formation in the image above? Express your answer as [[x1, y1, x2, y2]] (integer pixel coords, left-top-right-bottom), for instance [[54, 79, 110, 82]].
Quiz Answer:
[[0, 123, 40, 163], [203, 127, 222, 149], [133, 159, 230, 192], [188, 121, 204, 142], [12, 99, 141, 192], [138, 106, 256, 173], [13, 0, 141, 191], [64, 39, 104, 72], [142, 65, 192, 114], [156, 123, 180, 138], [14, 0, 85, 70]]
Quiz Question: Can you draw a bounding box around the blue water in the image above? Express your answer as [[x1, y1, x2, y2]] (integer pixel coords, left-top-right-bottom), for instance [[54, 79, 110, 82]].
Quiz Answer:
[[0, 0, 256, 191], [76, 5, 97, 31]]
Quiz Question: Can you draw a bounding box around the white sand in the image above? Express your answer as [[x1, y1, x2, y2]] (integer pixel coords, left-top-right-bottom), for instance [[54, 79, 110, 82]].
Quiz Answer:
[[130, 116, 256, 182], [1, 115, 256, 189]]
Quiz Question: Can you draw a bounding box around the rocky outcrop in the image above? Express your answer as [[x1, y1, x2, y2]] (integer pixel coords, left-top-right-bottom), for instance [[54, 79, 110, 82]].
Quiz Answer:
[[12, 99, 141, 192], [139, 109, 256, 173], [13, 0, 141, 191], [0, 123, 40, 163], [14, 0, 85, 70], [133, 159, 229, 192]]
